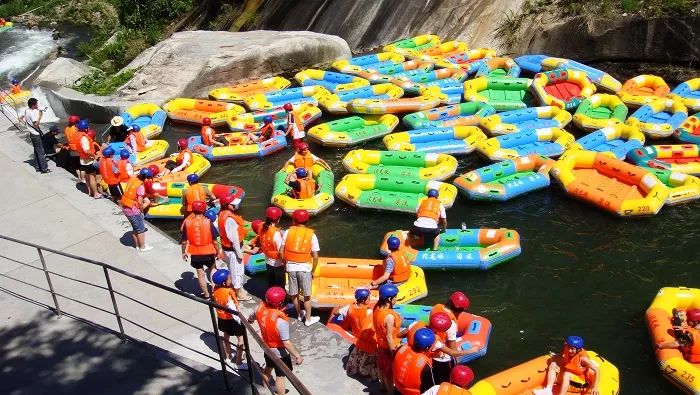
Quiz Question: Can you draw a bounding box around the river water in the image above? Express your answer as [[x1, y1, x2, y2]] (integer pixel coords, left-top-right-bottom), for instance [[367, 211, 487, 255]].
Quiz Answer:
[[3, 26, 699, 394]]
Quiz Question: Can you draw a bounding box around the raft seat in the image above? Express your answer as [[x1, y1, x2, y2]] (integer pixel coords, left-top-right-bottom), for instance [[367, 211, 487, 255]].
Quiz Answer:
[[543, 81, 582, 102], [482, 88, 527, 102], [571, 169, 644, 203], [587, 106, 614, 119]]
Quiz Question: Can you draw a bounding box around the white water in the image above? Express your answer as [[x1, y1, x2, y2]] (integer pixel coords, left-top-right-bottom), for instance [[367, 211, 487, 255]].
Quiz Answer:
[[0, 28, 57, 82]]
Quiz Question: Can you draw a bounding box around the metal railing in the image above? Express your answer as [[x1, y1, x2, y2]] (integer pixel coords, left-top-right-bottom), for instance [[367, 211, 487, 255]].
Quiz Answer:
[[0, 234, 312, 395]]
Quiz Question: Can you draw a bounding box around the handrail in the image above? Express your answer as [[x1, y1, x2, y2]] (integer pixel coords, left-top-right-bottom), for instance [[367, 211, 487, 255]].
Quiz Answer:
[[0, 233, 313, 395]]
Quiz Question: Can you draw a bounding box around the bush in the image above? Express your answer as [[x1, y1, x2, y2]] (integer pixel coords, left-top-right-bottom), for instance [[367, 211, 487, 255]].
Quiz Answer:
[[73, 68, 137, 95], [113, 0, 195, 29]]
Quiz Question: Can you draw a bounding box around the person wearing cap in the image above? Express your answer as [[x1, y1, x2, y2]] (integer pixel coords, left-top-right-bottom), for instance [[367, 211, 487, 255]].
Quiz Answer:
[[98, 147, 123, 202], [104, 116, 129, 144], [407, 189, 447, 251], [77, 126, 102, 198], [421, 365, 475, 395], [64, 115, 84, 181], [250, 206, 286, 288], [248, 286, 303, 395], [656, 308, 700, 364], [283, 102, 306, 150], [284, 167, 318, 199], [182, 174, 218, 217], [211, 269, 248, 370], [201, 117, 225, 147], [331, 288, 378, 380], [285, 142, 330, 172], [394, 328, 438, 395], [121, 169, 154, 252], [41, 124, 62, 160], [369, 235, 411, 289], [162, 138, 192, 175], [533, 336, 600, 395], [279, 209, 320, 326], [373, 283, 408, 394], [181, 200, 220, 298], [21, 98, 50, 173], [217, 194, 252, 301]]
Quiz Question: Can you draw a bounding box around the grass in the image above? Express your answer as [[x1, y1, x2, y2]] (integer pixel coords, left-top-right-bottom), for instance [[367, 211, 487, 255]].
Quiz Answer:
[[73, 68, 136, 95]]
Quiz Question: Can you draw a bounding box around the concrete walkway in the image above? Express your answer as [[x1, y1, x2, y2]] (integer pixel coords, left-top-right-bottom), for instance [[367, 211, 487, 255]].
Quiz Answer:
[[0, 111, 373, 394]]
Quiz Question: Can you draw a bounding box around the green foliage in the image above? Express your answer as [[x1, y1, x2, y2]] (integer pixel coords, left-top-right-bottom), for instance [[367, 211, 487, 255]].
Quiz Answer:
[[113, 0, 195, 29], [73, 68, 136, 96], [0, 0, 62, 17], [85, 28, 150, 73]]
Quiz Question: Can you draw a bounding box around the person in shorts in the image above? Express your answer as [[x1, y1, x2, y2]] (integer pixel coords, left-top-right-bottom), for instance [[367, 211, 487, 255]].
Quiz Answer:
[[211, 269, 248, 370], [181, 200, 220, 298], [120, 169, 153, 252], [407, 188, 447, 250]]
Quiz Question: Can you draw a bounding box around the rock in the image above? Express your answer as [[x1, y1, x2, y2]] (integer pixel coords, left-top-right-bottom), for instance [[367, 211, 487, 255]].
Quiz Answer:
[[34, 57, 97, 88], [115, 30, 351, 103], [100, 59, 115, 71]]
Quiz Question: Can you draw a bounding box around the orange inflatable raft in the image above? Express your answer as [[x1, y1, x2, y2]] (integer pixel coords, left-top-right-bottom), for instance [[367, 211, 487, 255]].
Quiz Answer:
[[163, 98, 245, 126]]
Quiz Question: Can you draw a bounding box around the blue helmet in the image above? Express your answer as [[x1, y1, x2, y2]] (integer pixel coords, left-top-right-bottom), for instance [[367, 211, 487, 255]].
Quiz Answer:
[[204, 209, 217, 222], [263, 115, 273, 124], [566, 335, 584, 349], [212, 269, 230, 286], [131, 124, 141, 132], [11, 78, 18, 85], [427, 189, 439, 198], [378, 283, 399, 301], [295, 167, 307, 178], [414, 328, 436, 350], [187, 174, 199, 184], [354, 288, 370, 302], [77, 119, 89, 130], [139, 168, 153, 178], [387, 236, 401, 251], [119, 149, 131, 159], [102, 147, 115, 157]]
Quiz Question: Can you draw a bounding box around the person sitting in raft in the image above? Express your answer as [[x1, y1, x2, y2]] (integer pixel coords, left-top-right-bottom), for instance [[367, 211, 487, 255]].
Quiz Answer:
[[104, 116, 129, 145], [407, 189, 447, 251], [10, 78, 21, 94], [285, 142, 330, 173], [182, 174, 218, 217], [393, 328, 438, 395], [422, 365, 475, 395], [142, 164, 168, 205], [258, 115, 276, 141], [201, 117, 225, 147], [369, 235, 410, 289], [330, 288, 378, 381], [373, 283, 408, 395], [656, 308, 700, 363], [284, 167, 319, 199], [532, 336, 600, 395], [161, 138, 192, 175], [125, 124, 152, 153]]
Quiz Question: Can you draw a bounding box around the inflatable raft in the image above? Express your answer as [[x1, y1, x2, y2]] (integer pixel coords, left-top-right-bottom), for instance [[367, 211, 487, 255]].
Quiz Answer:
[[383, 126, 487, 155], [133, 153, 211, 183], [402, 102, 496, 129], [310, 257, 428, 308], [514, 54, 549, 74], [144, 182, 245, 219], [294, 69, 369, 92], [643, 167, 700, 206], [228, 103, 322, 132], [618, 75, 670, 107], [0, 21, 14, 33], [573, 93, 628, 131], [335, 174, 457, 213], [379, 228, 522, 270], [331, 52, 405, 75], [107, 141, 169, 166], [454, 155, 556, 201], [552, 150, 669, 216], [187, 132, 287, 161], [476, 128, 574, 161], [541, 56, 623, 93], [243, 86, 331, 111], [626, 144, 700, 175], [475, 57, 521, 78], [463, 76, 535, 111], [271, 163, 334, 216], [468, 351, 619, 395], [531, 68, 596, 110], [121, 103, 167, 139], [436, 48, 497, 74], [318, 83, 404, 114], [208, 76, 291, 103], [0, 89, 31, 106], [626, 98, 688, 138], [342, 149, 458, 181], [347, 91, 445, 114], [307, 114, 399, 147], [568, 124, 645, 159], [669, 78, 700, 112], [646, 287, 700, 394], [358, 60, 434, 84], [407, 40, 468, 61], [163, 99, 245, 126], [675, 114, 700, 144], [383, 34, 442, 56], [391, 67, 468, 94], [479, 106, 572, 136]]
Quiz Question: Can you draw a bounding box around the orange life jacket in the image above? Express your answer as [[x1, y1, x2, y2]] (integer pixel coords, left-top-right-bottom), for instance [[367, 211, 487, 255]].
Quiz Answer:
[[212, 286, 239, 320], [10, 85, 21, 94], [436, 382, 473, 395], [283, 226, 314, 264], [260, 123, 275, 140], [255, 303, 288, 349], [417, 197, 441, 221], [176, 148, 192, 165], [682, 328, 700, 363], [563, 347, 590, 382], [293, 152, 314, 170], [120, 177, 143, 208], [347, 304, 377, 353], [126, 131, 146, 152], [184, 184, 207, 212], [292, 177, 316, 199], [387, 249, 410, 283], [77, 134, 96, 160], [182, 215, 217, 256], [217, 210, 246, 249], [406, 321, 446, 359], [64, 125, 79, 151], [260, 225, 280, 260], [201, 126, 215, 146], [373, 306, 401, 350], [117, 159, 131, 182], [393, 344, 433, 395], [287, 112, 303, 130], [98, 157, 120, 186]]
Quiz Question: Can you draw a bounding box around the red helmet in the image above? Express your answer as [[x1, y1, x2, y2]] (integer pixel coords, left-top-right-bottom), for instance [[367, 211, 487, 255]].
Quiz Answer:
[[450, 365, 474, 388], [177, 138, 188, 149], [265, 286, 286, 306], [148, 164, 160, 176], [292, 209, 309, 223], [429, 312, 452, 332], [251, 219, 264, 234], [68, 115, 80, 124], [449, 291, 470, 310], [687, 309, 700, 322], [86, 129, 96, 140], [191, 200, 207, 213], [265, 206, 283, 221], [297, 142, 309, 151], [219, 194, 236, 207], [283, 103, 293, 111], [202, 117, 212, 126]]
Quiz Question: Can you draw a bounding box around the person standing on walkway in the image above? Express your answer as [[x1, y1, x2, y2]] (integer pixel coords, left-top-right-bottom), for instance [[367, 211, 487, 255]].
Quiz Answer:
[[258, 206, 285, 289], [393, 328, 437, 395], [120, 169, 153, 252], [77, 126, 101, 199], [98, 146, 123, 202], [116, 149, 134, 183], [331, 288, 378, 380], [211, 269, 248, 370], [63, 115, 84, 182], [181, 200, 220, 298], [279, 209, 320, 326], [248, 286, 303, 395], [22, 98, 50, 173], [217, 194, 252, 301], [374, 283, 406, 395]]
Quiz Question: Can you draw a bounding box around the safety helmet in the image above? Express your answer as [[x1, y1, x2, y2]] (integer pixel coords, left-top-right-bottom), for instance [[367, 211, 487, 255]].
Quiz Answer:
[[354, 288, 370, 302], [86, 129, 96, 140], [111, 116, 123, 127], [565, 335, 584, 349], [450, 365, 475, 388], [219, 194, 235, 207], [102, 147, 115, 157], [186, 174, 199, 184], [429, 312, 452, 332], [204, 209, 217, 222], [191, 200, 207, 213], [139, 168, 153, 178], [131, 124, 141, 132], [427, 189, 439, 198], [148, 164, 159, 176], [265, 286, 286, 306], [449, 291, 470, 310], [297, 142, 309, 151], [77, 119, 89, 130], [292, 209, 309, 223], [265, 206, 283, 221], [119, 149, 131, 159], [295, 167, 307, 178], [413, 328, 436, 351], [251, 219, 264, 234], [687, 309, 700, 322], [283, 103, 293, 111], [68, 115, 80, 124], [212, 269, 230, 286], [11, 78, 18, 85], [263, 115, 273, 124], [378, 283, 399, 300], [387, 236, 401, 251], [202, 117, 212, 125], [177, 138, 188, 149]]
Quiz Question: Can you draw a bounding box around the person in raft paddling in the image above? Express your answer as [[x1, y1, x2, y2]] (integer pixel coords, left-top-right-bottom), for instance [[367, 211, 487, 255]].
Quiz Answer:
[[393, 328, 438, 395], [284, 142, 330, 173], [284, 167, 319, 199], [211, 269, 248, 370], [10, 78, 22, 94], [283, 103, 306, 150], [181, 200, 220, 298], [422, 365, 475, 395], [125, 124, 152, 153], [161, 138, 192, 175], [217, 193, 252, 301], [97, 146, 123, 202], [407, 189, 447, 251], [368, 236, 410, 289], [248, 286, 304, 395], [655, 308, 700, 363], [121, 168, 154, 252], [533, 336, 600, 395], [330, 288, 378, 380], [374, 283, 408, 395], [181, 174, 218, 217], [245, 206, 286, 289], [201, 117, 225, 147]]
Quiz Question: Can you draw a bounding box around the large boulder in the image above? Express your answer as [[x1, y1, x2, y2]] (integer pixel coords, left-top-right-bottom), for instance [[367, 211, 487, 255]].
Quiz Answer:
[[115, 30, 351, 103], [34, 57, 96, 88]]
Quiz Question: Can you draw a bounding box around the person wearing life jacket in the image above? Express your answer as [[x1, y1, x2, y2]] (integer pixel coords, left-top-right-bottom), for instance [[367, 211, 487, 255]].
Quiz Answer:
[[407, 189, 447, 251], [121, 169, 154, 252], [656, 309, 700, 364], [181, 200, 220, 298], [282, 102, 306, 150], [258, 115, 276, 142], [249, 206, 286, 288], [394, 328, 437, 395], [77, 126, 102, 199], [201, 117, 225, 147], [422, 365, 475, 395], [331, 288, 378, 380], [0, 19, 7, 27], [284, 167, 318, 199], [125, 124, 151, 153], [211, 269, 248, 370], [10, 78, 21, 94], [142, 164, 168, 206], [217, 194, 252, 301], [284, 142, 330, 173], [370, 236, 411, 289], [533, 336, 600, 395], [64, 115, 84, 181], [116, 149, 134, 183], [431, 291, 470, 354], [181, 174, 217, 217], [162, 138, 192, 175], [374, 283, 408, 395], [98, 147, 123, 202], [247, 286, 304, 395]]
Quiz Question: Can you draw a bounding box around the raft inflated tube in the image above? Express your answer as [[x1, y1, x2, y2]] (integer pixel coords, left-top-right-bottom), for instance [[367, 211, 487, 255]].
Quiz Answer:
[[144, 182, 245, 219], [271, 163, 334, 216], [463, 76, 535, 111], [626, 98, 688, 138], [163, 98, 245, 126], [479, 106, 572, 136], [475, 56, 521, 78], [626, 144, 700, 175], [476, 127, 574, 161], [342, 149, 458, 181], [357, 60, 435, 84], [541, 56, 623, 93], [294, 69, 370, 92], [454, 155, 556, 201], [552, 150, 669, 216], [618, 74, 671, 107], [0, 89, 31, 106], [244, 85, 331, 111], [573, 93, 628, 131], [187, 132, 287, 161], [226, 103, 322, 132], [331, 52, 405, 75], [307, 114, 399, 147], [383, 34, 442, 56], [346, 92, 445, 114], [402, 101, 496, 129], [437, 48, 497, 74], [513, 54, 549, 74], [107, 141, 169, 165], [0, 21, 14, 32], [121, 103, 167, 139], [383, 126, 487, 155], [669, 78, 700, 112], [408, 40, 469, 61], [675, 114, 700, 144], [568, 124, 645, 159], [642, 167, 700, 206], [531, 68, 596, 110], [318, 83, 404, 114], [208, 76, 291, 103], [133, 153, 211, 184]]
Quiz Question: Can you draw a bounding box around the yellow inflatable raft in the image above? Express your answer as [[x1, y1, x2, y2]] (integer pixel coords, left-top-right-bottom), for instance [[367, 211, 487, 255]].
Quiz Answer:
[[307, 114, 399, 147], [643, 167, 700, 206], [572, 94, 628, 131], [383, 126, 487, 155], [408, 40, 469, 62], [294, 68, 369, 92], [625, 98, 688, 138], [479, 106, 573, 136], [133, 153, 211, 183], [347, 91, 446, 114], [208, 76, 291, 103], [163, 98, 245, 126], [476, 128, 574, 161], [342, 149, 458, 181], [618, 74, 670, 107], [383, 34, 442, 56], [121, 103, 166, 139], [123, 140, 169, 166], [531, 68, 597, 110], [0, 89, 31, 106], [271, 163, 334, 216], [331, 52, 405, 75], [243, 85, 331, 111], [317, 83, 404, 114]]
